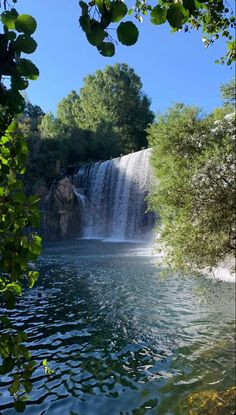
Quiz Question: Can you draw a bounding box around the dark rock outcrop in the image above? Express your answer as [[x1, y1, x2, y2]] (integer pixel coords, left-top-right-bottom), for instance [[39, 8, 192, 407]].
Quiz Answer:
[[41, 176, 81, 240]]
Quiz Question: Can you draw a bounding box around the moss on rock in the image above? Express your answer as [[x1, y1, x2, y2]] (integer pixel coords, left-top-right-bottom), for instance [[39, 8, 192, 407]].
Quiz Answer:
[[183, 386, 236, 415]]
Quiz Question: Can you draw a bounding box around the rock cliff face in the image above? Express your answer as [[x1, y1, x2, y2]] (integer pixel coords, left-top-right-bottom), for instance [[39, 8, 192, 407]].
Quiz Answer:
[[41, 176, 81, 240]]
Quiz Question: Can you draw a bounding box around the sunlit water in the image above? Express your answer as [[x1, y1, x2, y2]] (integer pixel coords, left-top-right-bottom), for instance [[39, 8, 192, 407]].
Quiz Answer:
[[0, 240, 235, 414]]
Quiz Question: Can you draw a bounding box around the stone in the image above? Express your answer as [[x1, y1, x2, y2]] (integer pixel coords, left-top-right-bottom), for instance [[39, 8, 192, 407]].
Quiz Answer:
[[41, 176, 82, 240]]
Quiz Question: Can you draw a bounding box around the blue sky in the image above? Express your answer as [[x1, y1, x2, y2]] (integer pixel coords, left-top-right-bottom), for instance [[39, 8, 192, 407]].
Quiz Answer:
[[17, 0, 234, 116]]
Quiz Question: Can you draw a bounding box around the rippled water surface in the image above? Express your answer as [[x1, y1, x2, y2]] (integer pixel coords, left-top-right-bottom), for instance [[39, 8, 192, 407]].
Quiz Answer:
[[0, 240, 235, 414]]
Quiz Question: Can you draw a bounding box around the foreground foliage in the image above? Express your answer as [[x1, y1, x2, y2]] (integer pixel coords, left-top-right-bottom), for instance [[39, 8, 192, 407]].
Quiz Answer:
[[0, 2, 41, 411], [78, 0, 236, 63], [148, 85, 236, 274]]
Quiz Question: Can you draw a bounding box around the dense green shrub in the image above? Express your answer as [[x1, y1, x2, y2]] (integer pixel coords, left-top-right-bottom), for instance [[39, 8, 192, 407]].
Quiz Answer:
[[148, 95, 235, 274]]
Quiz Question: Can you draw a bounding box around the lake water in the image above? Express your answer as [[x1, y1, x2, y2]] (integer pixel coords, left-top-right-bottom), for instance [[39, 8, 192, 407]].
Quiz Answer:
[[0, 240, 235, 414]]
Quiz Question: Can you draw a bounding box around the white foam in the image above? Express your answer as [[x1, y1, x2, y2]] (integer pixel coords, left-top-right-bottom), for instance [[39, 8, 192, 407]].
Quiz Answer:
[[200, 255, 235, 283], [207, 264, 235, 283]]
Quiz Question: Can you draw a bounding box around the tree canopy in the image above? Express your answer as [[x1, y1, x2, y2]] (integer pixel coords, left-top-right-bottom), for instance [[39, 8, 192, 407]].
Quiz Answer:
[[57, 91, 81, 127], [58, 64, 154, 153]]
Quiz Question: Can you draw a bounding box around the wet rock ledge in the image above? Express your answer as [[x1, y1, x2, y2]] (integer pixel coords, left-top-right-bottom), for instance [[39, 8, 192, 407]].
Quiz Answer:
[[41, 176, 82, 240]]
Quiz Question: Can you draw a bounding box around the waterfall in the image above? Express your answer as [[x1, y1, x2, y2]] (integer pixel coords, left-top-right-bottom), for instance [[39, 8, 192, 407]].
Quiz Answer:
[[73, 148, 154, 241]]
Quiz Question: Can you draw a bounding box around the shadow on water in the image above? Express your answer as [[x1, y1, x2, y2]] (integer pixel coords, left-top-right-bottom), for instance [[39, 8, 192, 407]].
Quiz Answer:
[[0, 240, 235, 414]]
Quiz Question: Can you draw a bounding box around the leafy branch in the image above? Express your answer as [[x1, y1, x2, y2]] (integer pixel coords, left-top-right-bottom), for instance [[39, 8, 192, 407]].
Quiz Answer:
[[79, 0, 235, 63], [0, 0, 41, 411]]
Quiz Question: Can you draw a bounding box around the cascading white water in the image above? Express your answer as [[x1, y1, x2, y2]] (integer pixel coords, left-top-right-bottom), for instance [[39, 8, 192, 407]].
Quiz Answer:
[[73, 149, 154, 241]]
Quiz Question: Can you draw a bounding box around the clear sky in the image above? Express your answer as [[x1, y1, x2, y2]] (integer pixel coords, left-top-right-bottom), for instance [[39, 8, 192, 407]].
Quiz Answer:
[[17, 0, 235, 116]]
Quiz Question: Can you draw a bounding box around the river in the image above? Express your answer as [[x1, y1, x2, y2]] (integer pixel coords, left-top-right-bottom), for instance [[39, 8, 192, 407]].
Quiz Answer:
[[0, 240, 235, 414]]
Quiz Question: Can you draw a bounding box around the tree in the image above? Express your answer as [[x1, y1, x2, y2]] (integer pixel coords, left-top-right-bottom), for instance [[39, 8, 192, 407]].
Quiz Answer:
[[88, 120, 121, 159], [23, 101, 44, 119], [220, 79, 236, 105], [29, 113, 72, 187], [57, 90, 81, 127], [18, 101, 44, 139], [210, 78, 235, 120], [78, 0, 236, 64], [148, 99, 236, 274], [63, 63, 154, 153], [39, 112, 68, 139]]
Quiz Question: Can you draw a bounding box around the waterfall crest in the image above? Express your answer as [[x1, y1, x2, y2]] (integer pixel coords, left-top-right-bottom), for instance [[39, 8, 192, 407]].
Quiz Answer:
[[73, 149, 154, 241]]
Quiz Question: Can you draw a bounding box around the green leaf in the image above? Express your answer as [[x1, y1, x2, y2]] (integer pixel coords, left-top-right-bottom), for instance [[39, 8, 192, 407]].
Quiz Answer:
[[17, 331, 28, 342], [95, 0, 105, 13], [6, 283, 22, 296], [18, 345, 31, 360], [79, 15, 91, 33], [1, 357, 15, 374], [194, 0, 204, 8], [6, 31, 17, 41], [0, 316, 12, 328], [30, 235, 41, 255], [79, 0, 89, 15], [15, 14, 37, 35], [117, 21, 139, 46], [111, 1, 128, 22], [150, 5, 167, 25], [0, 187, 6, 197], [17, 59, 39, 80], [101, 12, 112, 29], [5, 90, 25, 114], [167, 3, 189, 28], [14, 400, 26, 413], [42, 358, 54, 374], [24, 380, 33, 393], [28, 195, 40, 204], [11, 76, 29, 91], [1, 11, 17, 30], [86, 22, 106, 46], [23, 361, 35, 373], [6, 120, 18, 133], [15, 35, 37, 54], [97, 42, 115, 56], [22, 370, 31, 380], [28, 271, 39, 288], [1, 146, 10, 158], [9, 379, 20, 395], [183, 0, 197, 13], [12, 192, 27, 203]]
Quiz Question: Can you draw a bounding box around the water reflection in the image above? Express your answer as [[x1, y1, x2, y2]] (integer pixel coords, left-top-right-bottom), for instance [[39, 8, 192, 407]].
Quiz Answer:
[[0, 240, 235, 414]]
